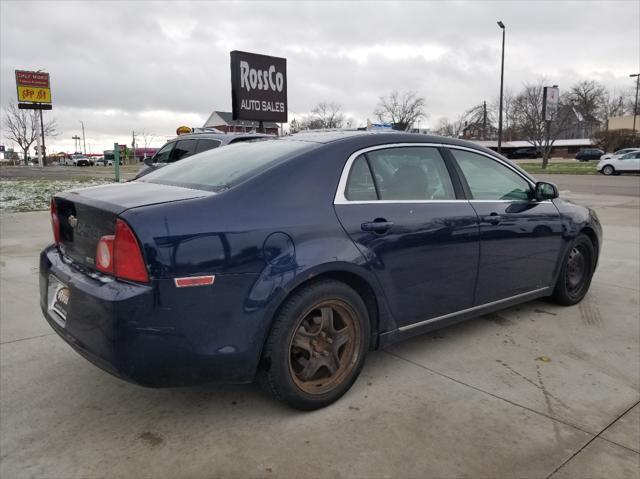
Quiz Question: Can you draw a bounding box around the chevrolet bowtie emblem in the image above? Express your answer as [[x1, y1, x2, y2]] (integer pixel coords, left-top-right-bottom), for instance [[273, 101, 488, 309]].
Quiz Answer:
[[68, 215, 78, 228]]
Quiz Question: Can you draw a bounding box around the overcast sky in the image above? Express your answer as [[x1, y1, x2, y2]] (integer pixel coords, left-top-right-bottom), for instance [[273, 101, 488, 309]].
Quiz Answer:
[[1, 0, 638, 154]]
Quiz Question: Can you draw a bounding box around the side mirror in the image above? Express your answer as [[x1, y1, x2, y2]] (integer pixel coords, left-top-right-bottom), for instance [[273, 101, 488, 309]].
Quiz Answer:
[[143, 157, 153, 166], [535, 181, 558, 201]]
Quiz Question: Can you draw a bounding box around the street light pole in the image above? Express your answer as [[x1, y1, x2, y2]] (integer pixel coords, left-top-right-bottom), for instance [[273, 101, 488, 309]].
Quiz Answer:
[[72, 135, 81, 153], [631, 73, 640, 135], [79, 121, 86, 155], [497, 21, 506, 154]]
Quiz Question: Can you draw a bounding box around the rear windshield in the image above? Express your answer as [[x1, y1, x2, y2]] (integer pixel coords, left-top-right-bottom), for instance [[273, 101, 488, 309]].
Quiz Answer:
[[139, 140, 315, 192]]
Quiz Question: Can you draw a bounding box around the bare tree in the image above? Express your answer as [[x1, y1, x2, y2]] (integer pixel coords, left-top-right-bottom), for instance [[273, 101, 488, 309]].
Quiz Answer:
[[512, 82, 573, 168], [298, 116, 325, 130], [624, 86, 640, 116], [139, 129, 156, 159], [2, 102, 58, 163], [310, 102, 345, 128], [435, 115, 466, 138], [492, 89, 518, 141], [566, 80, 607, 122], [374, 91, 426, 131], [288, 118, 301, 134], [601, 90, 628, 129]]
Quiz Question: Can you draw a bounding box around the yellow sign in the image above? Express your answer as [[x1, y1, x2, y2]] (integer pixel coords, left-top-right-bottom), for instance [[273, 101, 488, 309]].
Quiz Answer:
[[17, 86, 51, 103], [15, 70, 52, 104]]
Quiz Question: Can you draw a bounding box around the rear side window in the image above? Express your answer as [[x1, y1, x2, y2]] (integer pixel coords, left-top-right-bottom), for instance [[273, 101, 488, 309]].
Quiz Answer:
[[345, 156, 377, 201], [451, 149, 531, 201], [141, 140, 314, 192], [153, 142, 174, 164], [195, 139, 221, 154], [171, 140, 197, 162]]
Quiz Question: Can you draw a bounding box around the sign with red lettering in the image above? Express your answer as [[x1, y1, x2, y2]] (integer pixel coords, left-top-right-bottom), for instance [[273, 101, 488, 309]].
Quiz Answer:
[[15, 70, 52, 104]]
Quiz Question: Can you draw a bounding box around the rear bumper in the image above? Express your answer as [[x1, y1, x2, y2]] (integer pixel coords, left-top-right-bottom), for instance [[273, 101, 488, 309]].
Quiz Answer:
[[40, 245, 263, 387]]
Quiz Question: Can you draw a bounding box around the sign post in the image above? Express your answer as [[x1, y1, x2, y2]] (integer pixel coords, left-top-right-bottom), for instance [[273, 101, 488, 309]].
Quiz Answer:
[[230, 51, 287, 129], [114, 143, 120, 182], [542, 86, 559, 164]]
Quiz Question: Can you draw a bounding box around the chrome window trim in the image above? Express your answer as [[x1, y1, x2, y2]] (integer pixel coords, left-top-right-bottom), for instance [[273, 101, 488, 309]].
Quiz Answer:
[[398, 286, 551, 332], [334, 142, 537, 205]]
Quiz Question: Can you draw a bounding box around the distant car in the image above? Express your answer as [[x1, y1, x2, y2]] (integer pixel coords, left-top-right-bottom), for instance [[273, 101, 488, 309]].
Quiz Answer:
[[599, 148, 640, 161], [508, 148, 540, 160], [575, 148, 604, 162], [69, 154, 91, 166], [597, 150, 640, 175], [135, 131, 272, 179]]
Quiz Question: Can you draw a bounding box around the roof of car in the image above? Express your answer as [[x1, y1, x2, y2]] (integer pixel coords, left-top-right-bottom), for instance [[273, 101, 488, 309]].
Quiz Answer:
[[161, 131, 274, 147], [282, 129, 497, 151]]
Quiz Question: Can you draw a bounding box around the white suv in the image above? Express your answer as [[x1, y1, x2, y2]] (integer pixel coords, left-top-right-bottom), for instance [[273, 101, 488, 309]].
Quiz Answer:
[[599, 148, 640, 161], [597, 150, 640, 175]]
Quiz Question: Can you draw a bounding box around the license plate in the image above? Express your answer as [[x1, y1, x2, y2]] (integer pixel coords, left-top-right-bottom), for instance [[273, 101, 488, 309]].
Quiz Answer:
[[47, 275, 69, 327]]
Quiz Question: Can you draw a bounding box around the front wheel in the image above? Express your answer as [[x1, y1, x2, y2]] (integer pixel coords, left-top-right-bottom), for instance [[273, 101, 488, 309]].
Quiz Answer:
[[601, 165, 615, 175], [260, 280, 370, 410], [552, 234, 595, 305]]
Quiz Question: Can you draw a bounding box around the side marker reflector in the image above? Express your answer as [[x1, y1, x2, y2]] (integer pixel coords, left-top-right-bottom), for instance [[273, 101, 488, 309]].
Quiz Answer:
[[174, 276, 216, 288]]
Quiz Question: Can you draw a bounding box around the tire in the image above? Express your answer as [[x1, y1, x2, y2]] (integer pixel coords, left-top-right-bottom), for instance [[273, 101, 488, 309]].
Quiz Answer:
[[552, 234, 595, 306], [602, 165, 614, 175], [259, 280, 370, 410]]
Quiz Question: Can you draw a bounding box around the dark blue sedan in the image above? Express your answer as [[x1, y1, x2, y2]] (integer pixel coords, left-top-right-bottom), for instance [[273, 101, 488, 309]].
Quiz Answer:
[[40, 131, 602, 410]]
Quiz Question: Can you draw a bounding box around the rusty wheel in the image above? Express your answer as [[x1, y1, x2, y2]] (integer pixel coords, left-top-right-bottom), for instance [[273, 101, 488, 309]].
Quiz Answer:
[[289, 300, 361, 395], [260, 280, 370, 410]]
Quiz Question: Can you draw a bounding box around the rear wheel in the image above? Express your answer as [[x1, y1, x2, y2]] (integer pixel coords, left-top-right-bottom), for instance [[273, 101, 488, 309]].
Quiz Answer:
[[260, 280, 369, 410], [552, 234, 595, 305], [601, 165, 615, 175]]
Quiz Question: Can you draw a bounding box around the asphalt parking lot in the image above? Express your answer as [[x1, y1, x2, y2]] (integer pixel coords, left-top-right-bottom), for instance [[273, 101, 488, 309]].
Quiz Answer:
[[1, 178, 638, 478]]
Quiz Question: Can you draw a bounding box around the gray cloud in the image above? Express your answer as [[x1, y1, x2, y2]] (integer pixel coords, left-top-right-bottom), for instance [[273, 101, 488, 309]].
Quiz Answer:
[[1, 0, 638, 153]]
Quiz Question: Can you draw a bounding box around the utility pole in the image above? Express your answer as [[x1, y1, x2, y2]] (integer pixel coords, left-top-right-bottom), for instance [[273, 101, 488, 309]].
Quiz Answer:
[[497, 21, 506, 153], [631, 73, 640, 135], [482, 101, 487, 140], [79, 121, 86, 154]]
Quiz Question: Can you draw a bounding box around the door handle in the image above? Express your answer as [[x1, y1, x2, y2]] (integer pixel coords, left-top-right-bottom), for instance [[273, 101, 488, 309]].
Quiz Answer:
[[361, 219, 394, 233], [482, 213, 502, 225]]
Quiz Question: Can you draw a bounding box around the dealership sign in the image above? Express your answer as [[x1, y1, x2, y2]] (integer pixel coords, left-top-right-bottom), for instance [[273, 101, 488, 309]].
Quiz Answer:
[[230, 51, 287, 123], [15, 70, 51, 104]]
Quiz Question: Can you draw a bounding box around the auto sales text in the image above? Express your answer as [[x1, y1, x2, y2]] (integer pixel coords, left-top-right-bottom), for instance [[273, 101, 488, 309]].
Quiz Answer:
[[240, 99, 286, 113]]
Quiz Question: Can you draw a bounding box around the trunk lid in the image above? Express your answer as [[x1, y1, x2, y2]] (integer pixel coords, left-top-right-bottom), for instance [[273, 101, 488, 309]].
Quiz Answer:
[[54, 181, 212, 270]]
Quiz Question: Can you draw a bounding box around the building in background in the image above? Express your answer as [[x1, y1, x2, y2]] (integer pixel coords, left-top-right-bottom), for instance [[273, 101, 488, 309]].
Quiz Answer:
[[203, 111, 279, 135], [461, 122, 498, 141], [607, 115, 639, 131]]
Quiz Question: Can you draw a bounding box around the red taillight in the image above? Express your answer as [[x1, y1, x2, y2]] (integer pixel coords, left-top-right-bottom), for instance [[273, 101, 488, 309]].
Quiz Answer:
[[95, 219, 149, 283], [50, 199, 60, 244], [114, 220, 149, 282]]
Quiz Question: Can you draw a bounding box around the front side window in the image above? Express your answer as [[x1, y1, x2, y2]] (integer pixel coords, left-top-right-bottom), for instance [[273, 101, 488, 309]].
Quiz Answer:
[[451, 149, 532, 201], [344, 147, 456, 201], [153, 142, 174, 164]]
